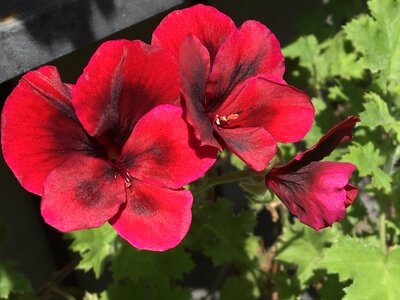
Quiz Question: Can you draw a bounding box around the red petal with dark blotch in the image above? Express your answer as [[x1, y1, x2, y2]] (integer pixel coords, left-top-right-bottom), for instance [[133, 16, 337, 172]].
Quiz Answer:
[[266, 162, 357, 230], [215, 76, 314, 143], [180, 34, 220, 149], [152, 4, 236, 62], [41, 154, 126, 231], [110, 181, 193, 251], [121, 104, 217, 189], [1, 66, 95, 195], [207, 20, 285, 103], [279, 116, 360, 172], [72, 40, 180, 149], [217, 126, 276, 171]]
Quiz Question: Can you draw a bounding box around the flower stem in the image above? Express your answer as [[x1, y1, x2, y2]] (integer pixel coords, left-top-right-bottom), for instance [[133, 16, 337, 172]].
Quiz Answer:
[[379, 211, 387, 254], [191, 156, 280, 197], [192, 168, 256, 196]]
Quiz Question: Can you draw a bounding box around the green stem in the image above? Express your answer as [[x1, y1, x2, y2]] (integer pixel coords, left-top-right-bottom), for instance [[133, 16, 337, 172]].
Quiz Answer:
[[380, 211, 387, 254], [192, 168, 256, 196], [191, 156, 280, 197]]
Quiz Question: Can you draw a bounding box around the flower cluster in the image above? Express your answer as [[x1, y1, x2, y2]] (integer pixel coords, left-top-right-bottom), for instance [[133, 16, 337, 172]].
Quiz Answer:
[[1, 5, 358, 251]]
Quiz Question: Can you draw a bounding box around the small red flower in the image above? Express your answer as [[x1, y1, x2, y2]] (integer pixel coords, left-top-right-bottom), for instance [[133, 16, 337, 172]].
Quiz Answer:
[[1, 40, 216, 251], [152, 5, 315, 171], [265, 116, 360, 230]]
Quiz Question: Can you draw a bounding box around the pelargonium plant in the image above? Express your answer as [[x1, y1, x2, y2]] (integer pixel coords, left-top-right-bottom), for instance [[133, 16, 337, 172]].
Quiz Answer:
[[1, 4, 358, 252]]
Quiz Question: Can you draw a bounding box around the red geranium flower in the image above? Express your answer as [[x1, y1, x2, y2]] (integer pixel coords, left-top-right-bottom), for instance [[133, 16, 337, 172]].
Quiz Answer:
[[265, 116, 360, 230], [1, 40, 216, 251], [152, 5, 315, 171]]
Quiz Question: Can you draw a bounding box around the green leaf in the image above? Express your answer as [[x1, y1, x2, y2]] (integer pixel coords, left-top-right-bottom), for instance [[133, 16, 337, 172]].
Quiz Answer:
[[283, 35, 327, 84], [370, 167, 392, 193], [0, 261, 32, 299], [104, 281, 190, 300], [111, 243, 194, 284], [283, 33, 362, 87], [302, 98, 327, 147], [318, 273, 348, 300], [83, 292, 101, 300], [187, 199, 258, 266], [320, 236, 400, 300], [275, 222, 337, 288], [67, 223, 117, 278], [275, 271, 300, 300], [344, 0, 400, 89], [220, 276, 255, 300], [341, 142, 391, 192], [321, 32, 364, 80], [359, 92, 400, 142]]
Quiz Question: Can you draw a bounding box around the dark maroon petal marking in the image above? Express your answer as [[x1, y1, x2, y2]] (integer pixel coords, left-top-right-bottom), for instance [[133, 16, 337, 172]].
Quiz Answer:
[[266, 162, 357, 230], [73, 40, 180, 149], [1, 66, 96, 195], [121, 104, 217, 189], [207, 20, 285, 104], [180, 34, 220, 149], [111, 181, 193, 251], [41, 154, 126, 232], [278, 116, 360, 172], [217, 126, 276, 171]]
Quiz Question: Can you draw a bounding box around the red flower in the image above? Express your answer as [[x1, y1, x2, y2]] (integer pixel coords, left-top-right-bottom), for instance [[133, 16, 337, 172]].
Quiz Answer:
[[152, 5, 315, 171], [265, 116, 360, 230], [1, 40, 216, 251]]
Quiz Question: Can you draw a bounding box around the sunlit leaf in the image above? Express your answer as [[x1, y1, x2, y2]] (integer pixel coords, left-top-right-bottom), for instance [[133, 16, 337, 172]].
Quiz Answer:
[[320, 236, 400, 300], [345, 0, 400, 90], [68, 223, 117, 278]]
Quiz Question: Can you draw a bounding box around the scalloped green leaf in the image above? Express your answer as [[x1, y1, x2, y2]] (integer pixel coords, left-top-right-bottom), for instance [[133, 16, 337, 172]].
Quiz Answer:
[[220, 276, 255, 300], [360, 92, 400, 142], [320, 236, 400, 300], [0, 261, 32, 299], [341, 142, 391, 192], [68, 223, 117, 278], [187, 199, 258, 266], [344, 0, 400, 89], [275, 222, 336, 288], [283, 33, 362, 86], [103, 281, 190, 300], [111, 243, 194, 284]]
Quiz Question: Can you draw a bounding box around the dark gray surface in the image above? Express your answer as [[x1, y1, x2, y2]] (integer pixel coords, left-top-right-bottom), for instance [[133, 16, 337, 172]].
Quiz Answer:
[[0, 0, 184, 83]]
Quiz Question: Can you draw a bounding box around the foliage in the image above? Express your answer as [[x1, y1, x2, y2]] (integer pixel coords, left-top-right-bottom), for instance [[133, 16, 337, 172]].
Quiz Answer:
[[320, 236, 400, 300], [2, 0, 400, 299]]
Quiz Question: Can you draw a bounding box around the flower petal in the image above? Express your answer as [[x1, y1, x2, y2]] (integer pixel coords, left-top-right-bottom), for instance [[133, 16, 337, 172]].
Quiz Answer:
[[152, 4, 236, 62], [1, 66, 94, 195], [180, 34, 220, 149], [41, 154, 125, 232], [282, 116, 360, 171], [344, 184, 358, 207], [207, 20, 285, 103], [72, 40, 180, 149], [266, 162, 357, 230], [215, 76, 315, 143], [217, 126, 276, 171], [110, 181, 193, 251], [121, 104, 217, 189]]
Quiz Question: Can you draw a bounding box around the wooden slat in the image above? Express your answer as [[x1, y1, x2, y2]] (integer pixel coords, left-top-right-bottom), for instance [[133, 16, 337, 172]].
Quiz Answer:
[[0, 0, 184, 83]]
